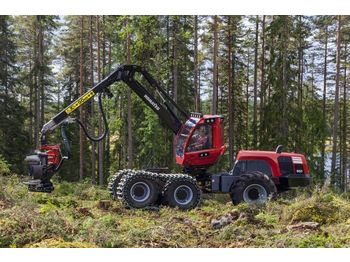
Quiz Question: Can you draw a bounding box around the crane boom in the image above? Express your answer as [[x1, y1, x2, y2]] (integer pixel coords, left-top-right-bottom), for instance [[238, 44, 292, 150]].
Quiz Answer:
[[41, 65, 188, 141], [25, 64, 191, 193]]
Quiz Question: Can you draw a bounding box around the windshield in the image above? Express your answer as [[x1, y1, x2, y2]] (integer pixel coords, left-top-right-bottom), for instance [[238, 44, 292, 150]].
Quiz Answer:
[[186, 124, 212, 152], [175, 118, 198, 158]]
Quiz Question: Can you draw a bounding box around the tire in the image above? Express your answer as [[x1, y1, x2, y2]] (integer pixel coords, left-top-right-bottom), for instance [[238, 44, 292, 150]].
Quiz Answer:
[[163, 175, 201, 210], [118, 172, 159, 209], [230, 171, 277, 205], [108, 169, 131, 200]]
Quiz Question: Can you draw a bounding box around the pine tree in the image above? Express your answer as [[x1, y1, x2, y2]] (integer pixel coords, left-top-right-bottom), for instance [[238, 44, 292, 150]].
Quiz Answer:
[[0, 16, 17, 96], [96, 16, 105, 185], [211, 15, 219, 115], [89, 15, 96, 184], [259, 15, 266, 149], [79, 16, 85, 181], [252, 15, 259, 148], [194, 15, 200, 112], [331, 16, 342, 187], [0, 16, 28, 173], [126, 16, 133, 170], [227, 16, 234, 167]]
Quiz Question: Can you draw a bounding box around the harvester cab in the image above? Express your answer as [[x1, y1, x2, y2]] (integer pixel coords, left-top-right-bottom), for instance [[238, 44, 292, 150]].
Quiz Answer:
[[174, 113, 226, 170]]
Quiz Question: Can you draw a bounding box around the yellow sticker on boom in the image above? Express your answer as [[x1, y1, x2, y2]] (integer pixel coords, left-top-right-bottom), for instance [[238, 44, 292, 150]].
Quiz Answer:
[[65, 90, 95, 114]]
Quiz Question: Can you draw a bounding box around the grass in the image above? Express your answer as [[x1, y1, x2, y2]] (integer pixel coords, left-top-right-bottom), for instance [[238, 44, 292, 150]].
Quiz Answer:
[[1, 174, 350, 248]]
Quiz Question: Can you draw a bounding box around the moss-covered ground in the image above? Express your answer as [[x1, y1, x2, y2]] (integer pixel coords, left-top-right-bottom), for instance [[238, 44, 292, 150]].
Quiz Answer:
[[1, 175, 350, 248]]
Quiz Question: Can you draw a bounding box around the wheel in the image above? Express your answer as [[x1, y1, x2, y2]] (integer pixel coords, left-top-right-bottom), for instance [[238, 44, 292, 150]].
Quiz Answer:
[[118, 172, 159, 208], [230, 171, 277, 205], [108, 169, 131, 200], [163, 175, 201, 210]]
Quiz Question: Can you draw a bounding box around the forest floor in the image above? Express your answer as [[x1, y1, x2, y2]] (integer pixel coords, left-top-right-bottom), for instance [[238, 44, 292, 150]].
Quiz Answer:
[[1, 175, 350, 248]]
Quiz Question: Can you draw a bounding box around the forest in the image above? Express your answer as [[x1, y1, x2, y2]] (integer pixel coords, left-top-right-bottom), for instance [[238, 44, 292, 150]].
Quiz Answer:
[[1, 15, 350, 248], [1, 15, 349, 188]]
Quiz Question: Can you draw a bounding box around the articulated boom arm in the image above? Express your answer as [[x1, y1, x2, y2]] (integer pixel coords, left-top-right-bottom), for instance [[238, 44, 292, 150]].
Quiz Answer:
[[41, 65, 188, 141]]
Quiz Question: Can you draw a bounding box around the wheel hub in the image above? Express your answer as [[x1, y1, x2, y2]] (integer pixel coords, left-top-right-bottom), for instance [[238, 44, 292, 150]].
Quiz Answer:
[[130, 182, 150, 202], [174, 185, 193, 205], [243, 184, 267, 204]]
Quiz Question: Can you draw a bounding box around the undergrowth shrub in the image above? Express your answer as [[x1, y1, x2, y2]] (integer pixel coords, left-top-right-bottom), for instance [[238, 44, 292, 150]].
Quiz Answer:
[[77, 215, 125, 247], [282, 193, 350, 225], [0, 203, 74, 247], [255, 212, 278, 226], [298, 234, 342, 248], [0, 155, 10, 176], [53, 179, 110, 200], [24, 238, 97, 248]]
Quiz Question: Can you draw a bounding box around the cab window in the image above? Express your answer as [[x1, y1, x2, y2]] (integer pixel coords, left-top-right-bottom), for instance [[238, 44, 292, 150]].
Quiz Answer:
[[176, 119, 197, 158], [232, 160, 272, 177], [246, 160, 272, 177], [186, 124, 212, 152], [232, 160, 246, 176]]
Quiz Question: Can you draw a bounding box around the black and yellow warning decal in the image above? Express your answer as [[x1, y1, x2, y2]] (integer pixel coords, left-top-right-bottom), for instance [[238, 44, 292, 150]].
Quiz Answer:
[[65, 90, 95, 114]]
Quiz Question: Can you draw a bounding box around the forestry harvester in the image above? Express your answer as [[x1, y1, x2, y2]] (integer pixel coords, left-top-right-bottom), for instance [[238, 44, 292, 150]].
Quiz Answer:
[[24, 65, 311, 210]]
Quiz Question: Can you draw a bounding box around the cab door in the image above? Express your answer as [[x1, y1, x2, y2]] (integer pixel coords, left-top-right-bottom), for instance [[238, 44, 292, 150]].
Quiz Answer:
[[183, 123, 222, 167]]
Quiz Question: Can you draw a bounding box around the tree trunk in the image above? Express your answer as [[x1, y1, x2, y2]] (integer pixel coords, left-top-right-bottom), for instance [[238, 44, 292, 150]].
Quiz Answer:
[[34, 17, 40, 148], [311, 53, 315, 96], [101, 16, 108, 173], [211, 15, 218, 115], [342, 43, 348, 191], [253, 15, 259, 148], [0, 16, 6, 94], [38, 16, 44, 130], [166, 16, 170, 93], [331, 15, 342, 187], [29, 59, 33, 147], [259, 15, 266, 149], [194, 16, 200, 112], [172, 16, 179, 159], [79, 16, 85, 181], [97, 16, 104, 185], [90, 15, 96, 184], [301, 47, 304, 96], [228, 16, 234, 168], [118, 93, 123, 170], [321, 24, 328, 181], [246, 48, 250, 149], [281, 17, 289, 146], [297, 16, 303, 151], [102, 16, 106, 78], [106, 38, 112, 173], [173, 17, 178, 109], [127, 16, 134, 169], [165, 16, 174, 166], [108, 39, 112, 73]]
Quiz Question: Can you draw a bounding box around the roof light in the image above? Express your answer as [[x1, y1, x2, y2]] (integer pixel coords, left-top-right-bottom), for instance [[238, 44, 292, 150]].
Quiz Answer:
[[190, 112, 203, 118]]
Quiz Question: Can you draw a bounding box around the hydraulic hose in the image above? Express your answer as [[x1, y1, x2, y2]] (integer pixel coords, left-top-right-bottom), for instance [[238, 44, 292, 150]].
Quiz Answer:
[[75, 92, 109, 142]]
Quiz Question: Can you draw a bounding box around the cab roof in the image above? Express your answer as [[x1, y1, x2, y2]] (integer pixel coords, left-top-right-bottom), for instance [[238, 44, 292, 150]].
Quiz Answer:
[[237, 150, 306, 159]]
